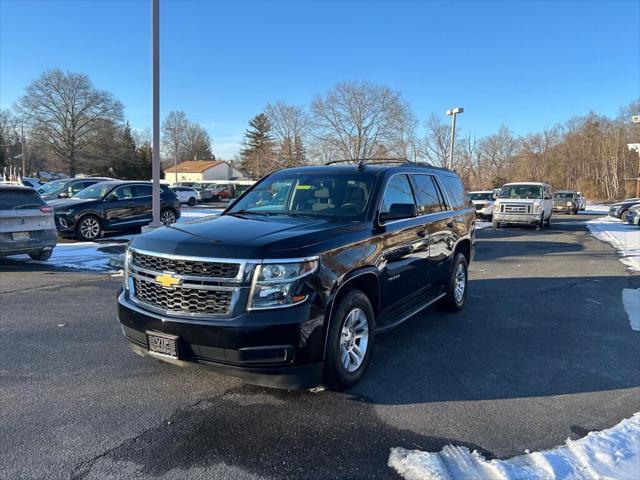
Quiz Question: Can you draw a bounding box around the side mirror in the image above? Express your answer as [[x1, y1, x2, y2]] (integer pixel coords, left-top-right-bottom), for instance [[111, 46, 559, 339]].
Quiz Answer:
[[380, 203, 417, 222], [58, 192, 69, 199]]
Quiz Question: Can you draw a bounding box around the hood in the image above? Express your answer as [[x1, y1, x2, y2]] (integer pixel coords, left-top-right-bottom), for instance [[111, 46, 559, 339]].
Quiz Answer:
[[50, 197, 99, 210], [130, 213, 367, 259]]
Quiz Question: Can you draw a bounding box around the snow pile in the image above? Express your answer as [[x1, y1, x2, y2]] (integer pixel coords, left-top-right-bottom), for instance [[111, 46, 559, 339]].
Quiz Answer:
[[586, 216, 640, 271], [622, 288, 640, 331], [179, 207, 222, 220], [8, 241, 125, 272], [580, 203, 611, 215], [389, 413, 640, 480]]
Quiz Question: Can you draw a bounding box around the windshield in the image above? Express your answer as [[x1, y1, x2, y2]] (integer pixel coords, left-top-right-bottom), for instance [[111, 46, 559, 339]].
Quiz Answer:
[[227, 173, 375, 219], [469, 192, 493, 201], [553, 192, 575, 199], [499, 185, 543, 199], [37, 179, 68, 196], [73, 183, 113, 200]]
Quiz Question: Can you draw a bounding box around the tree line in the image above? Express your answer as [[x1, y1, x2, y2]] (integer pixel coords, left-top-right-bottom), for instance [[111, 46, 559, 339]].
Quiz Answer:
[[2, 69, 637, 200]]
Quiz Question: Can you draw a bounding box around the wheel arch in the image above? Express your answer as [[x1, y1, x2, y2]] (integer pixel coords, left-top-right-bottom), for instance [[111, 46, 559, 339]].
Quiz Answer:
[[453, 237, 472, 264]]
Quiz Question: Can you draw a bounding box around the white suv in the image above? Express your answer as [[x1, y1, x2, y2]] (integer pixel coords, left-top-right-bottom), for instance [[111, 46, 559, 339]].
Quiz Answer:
[[468, 190, 496, 219], [493, 182, 553, 229]]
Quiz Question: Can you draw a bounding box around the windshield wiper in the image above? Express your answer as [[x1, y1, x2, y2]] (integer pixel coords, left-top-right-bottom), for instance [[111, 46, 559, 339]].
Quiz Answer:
[[228, 210, 273, 216]]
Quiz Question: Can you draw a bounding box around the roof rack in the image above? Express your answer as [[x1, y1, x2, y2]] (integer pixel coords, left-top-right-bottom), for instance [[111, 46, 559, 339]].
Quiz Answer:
[[324, 157, 439, 170]]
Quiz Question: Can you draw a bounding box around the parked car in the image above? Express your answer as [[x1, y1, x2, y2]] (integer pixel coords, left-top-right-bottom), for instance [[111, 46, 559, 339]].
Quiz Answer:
[[172, 186, 199, 206], [21, 177, 42, 189], [37, 177, 112, 201], [468, 190, 495, 219], [0, 184, 57, 260], [576, 191, 587, 211], [51, 181, 181, 240], [626, 204, 640, 226], [552, 190, 580, 214], [493, 182, 553, 229], [609, 198, 640, 222], [117, 161, 475, 390], [176, 183, 213, 202]]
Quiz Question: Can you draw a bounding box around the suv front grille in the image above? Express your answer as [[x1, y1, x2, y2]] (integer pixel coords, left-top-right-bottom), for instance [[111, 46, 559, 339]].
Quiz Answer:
[[132, 251, 239, 278], [129, 250, 243, 317], [133, 278, 232, 315]]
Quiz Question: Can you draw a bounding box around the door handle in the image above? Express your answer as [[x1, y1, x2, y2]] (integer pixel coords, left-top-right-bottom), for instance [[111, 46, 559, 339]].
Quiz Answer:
[[417, 230, 427, 238]]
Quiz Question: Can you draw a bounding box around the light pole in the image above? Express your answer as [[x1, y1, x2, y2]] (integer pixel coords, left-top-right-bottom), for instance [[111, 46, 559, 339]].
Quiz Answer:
[[446, 107, 464, 170], [630, 115, 640, 198], [150, 0, 161, 227]]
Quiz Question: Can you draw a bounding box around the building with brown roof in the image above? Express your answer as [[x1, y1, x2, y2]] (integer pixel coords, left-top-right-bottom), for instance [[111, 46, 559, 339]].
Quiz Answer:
[[164, 160, 244, 184]]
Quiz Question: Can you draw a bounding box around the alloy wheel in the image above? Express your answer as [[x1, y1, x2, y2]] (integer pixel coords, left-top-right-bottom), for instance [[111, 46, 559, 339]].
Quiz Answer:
[[161, 210, 176, 225], [80, 217, 100, 240], [340, 307, 369, 373], [454, 262, 466, 303]]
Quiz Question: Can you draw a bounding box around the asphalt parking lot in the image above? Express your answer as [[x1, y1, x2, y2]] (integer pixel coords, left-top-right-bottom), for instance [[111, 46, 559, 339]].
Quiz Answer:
[[1, 214, 638, 480]]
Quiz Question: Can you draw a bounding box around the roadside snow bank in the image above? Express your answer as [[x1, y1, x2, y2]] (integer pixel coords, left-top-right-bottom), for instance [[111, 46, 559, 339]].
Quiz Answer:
[[580, 203, 611, 215], [622, 288, 640, 331], [389, 413, 640, 480], [586, 216, 640, 271]]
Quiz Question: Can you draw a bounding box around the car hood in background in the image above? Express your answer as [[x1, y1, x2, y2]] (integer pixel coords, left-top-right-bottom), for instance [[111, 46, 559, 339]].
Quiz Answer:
[[130, 213, 369, 259]]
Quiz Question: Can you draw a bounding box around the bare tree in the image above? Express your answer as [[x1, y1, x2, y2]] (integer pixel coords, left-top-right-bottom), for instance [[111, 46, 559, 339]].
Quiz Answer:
[[421, 114, 452, 167], [311, 81, 413, 160], [162, 111, 214, 168], [17, 69, 123, 176], [265, 101, 309, 167]]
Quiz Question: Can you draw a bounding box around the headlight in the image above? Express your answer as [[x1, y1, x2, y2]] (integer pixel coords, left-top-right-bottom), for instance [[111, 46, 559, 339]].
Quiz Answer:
[[566, 201, 573, 206], [532, 204, 542, 213], [123, 247, 132, 289], [248, 258, 318, 310]]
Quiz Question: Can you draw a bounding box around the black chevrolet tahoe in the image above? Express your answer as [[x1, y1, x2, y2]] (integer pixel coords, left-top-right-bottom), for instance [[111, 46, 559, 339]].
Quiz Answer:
[[117, 161, 476, 390]]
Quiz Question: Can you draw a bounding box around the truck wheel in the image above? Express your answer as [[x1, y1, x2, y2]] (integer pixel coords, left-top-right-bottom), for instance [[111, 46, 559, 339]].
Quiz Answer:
[[323, 290, 375, 391], [29, 249, 52, 261], [492, 220, 500, 229], [443, 253, 468, 311], [537, 215, 545, 230]]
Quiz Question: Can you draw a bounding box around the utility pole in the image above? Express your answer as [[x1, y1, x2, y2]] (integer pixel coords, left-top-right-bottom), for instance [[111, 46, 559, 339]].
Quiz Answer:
[[150, 0, 161, 227], [446, 107, 464, 170]]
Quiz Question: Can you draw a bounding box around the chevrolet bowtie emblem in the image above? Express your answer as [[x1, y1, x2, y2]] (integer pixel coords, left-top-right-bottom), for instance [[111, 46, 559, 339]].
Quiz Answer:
[[155, 273, 181, 288]]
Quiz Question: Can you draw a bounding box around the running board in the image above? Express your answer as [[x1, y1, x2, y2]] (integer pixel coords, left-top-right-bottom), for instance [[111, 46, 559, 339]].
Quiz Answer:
[[376, 293, 446, 334]]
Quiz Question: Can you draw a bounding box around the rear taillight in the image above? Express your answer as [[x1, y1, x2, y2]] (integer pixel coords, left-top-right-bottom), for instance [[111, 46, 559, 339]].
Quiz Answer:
[[40, 206, 53, 213]]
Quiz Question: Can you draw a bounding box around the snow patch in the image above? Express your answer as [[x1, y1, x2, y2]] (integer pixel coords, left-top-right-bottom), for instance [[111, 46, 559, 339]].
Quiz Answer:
[[5, 241, 125, 272], [579, 203, 611, 215], [622, 288, 640, 331], [586, 216, 640, 271], [179, 208, 222, 220], [389, 413, 640, 480]]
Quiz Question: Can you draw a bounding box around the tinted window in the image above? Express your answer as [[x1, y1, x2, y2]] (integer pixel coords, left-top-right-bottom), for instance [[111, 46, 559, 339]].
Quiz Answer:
[[439, 175, 467, 209], [112, 185, 135, 200], [410, 175, 444, 214], [69, 180, 95, 195], [381, 175, 415, 215], [135, 185, 152, 197], [0, 189, 45, 209]]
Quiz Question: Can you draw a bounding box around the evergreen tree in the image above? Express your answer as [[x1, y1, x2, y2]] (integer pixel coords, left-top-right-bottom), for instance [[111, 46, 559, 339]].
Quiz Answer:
[[240, 113, 275, 177]]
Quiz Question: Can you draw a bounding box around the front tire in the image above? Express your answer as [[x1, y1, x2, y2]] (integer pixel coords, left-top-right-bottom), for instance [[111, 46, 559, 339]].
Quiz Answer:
[[323, 290, 375, 391], [443, 253, 468, 311], [622, 210, 629, 222], [75, 215, 102, 241], [492, 220, 500, 229]]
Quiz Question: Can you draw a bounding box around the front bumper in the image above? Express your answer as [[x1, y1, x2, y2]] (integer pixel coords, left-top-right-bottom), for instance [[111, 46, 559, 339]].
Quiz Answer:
[[609, 207, 622, 218], [493, 212, 542, 225], [0, 229, 57, 256], [627, 211, 640, 225], [553, 205, 576, 213], [117, 290, 326, 389]]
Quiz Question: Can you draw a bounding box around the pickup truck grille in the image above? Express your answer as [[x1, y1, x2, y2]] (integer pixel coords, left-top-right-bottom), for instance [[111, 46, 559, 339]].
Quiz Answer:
[[133, 277, 232, 315], [129, 250, 241, 316], [501, 203, 531, 214], [132, 251, 239, 279]]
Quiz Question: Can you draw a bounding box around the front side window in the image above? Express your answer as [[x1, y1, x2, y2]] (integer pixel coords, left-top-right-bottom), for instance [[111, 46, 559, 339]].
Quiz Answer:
[[410, 175, 444, 214], [380, 174, 415, 216], [74, 183, 113, 200], [228, 172, 375, 219], [112, 185, 135, 200]]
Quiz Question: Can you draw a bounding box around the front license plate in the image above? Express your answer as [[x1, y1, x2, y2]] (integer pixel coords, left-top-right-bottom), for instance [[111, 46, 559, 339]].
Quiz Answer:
[[147, 331, 178, 358], [12, 232, 30, 240]]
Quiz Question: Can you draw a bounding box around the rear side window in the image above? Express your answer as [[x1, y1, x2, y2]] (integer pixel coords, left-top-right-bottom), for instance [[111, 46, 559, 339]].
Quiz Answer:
[[410, 175, 445, 214], [380, 175, 415, 215], [438, 175, 468, 210], [0, 189, 45, 210], [134, 185, 152, 197]]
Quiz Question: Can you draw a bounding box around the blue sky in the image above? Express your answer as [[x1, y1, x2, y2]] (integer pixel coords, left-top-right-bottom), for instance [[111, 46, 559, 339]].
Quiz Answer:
[[1, 0, 638, 159]]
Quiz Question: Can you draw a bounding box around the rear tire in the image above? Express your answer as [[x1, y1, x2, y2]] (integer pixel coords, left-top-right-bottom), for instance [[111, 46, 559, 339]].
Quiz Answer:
[[323, 290, 375, 391], [29, 249, 52, 261], [188, 197, 196, 207], [160, 208, 177, 225], [75, 215, 102, 241], [443, 253, 468, 311]]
